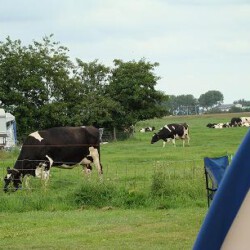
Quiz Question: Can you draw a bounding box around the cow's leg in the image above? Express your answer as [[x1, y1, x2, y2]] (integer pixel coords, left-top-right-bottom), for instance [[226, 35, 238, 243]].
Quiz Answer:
[[36, 155, 53, 188], [172, 138, 176, 147], [162, 141, 166, 147], [88, 146, 103, 175], [80, 157, 93, 175], [83, 164, 92, 175], [35, 163, 50, 189], [79, 148, 103, 176]]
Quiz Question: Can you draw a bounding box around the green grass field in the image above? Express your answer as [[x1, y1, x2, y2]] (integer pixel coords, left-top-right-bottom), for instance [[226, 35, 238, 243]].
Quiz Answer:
[[0, 113, 249, 249]]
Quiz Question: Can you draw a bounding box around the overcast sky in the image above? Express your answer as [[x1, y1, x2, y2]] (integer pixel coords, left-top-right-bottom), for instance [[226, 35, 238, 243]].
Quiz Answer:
[[1, 0, 250, 104]]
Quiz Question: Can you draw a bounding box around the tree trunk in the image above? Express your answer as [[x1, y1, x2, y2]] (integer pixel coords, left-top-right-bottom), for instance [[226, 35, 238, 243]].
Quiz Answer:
[[113, 127, 117, 141]]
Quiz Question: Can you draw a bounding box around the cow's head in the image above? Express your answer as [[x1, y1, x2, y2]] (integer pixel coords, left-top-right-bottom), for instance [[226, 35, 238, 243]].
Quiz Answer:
[[3, 167, 22, 192], [151, 133, 160, 144]]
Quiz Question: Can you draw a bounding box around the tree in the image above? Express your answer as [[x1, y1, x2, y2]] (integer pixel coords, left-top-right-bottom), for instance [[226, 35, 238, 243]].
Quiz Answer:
[[233, 99, 250, 106], [72, 59, 122, 128], [0, 35, 74, 138], [166, 94, 198, 115], [0, 36, 169, 141], [198, 90, 224, 110], [108, 59, 168, 129]]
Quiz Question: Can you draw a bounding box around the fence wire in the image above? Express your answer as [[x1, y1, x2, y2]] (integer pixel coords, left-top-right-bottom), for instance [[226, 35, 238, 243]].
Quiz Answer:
[[0, 157, 205, 195]]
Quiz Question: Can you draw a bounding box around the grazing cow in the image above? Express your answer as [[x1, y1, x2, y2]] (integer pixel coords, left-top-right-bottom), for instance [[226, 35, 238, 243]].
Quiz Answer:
[[151, 123, 190, 147], [139, 126, 155, 133], [3, 126, 103, 192]]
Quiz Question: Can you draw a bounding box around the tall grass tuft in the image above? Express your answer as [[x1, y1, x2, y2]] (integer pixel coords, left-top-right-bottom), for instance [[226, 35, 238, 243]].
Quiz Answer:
[[150, 169, 205, 209], [71, 181, 148, 209]]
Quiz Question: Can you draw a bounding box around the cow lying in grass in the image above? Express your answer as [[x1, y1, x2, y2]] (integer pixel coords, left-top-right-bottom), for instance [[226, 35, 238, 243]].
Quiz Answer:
[[139, 126, 155, 132]]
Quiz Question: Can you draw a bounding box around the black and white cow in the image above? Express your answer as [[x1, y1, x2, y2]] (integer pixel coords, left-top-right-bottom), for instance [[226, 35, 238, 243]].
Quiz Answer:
[[206, 122, 230, 129], [230, 117, 242, 127], [139, 126, 155, 133], [151, 123, 190, 147], [240, 117, 250, 126], [206, 123, 217, 128], [3, 126, 103, 192]]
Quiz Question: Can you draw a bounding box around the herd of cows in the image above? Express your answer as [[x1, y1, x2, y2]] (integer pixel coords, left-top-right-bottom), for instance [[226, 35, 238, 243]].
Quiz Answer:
[[206, 117, 250, 129], [3, 116, 248, 192], [3, 122, 191, 192]]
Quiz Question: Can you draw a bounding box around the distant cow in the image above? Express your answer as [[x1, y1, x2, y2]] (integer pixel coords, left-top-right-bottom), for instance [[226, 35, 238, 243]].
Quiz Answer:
[[242, 122, 250, 127], [139, 126, 155, 133], [241, 117, 250, 126], [206, 123, 217, 128], [241, 117, 250, 123], [230, 117, 242, 127], [151, 123, 190, 147], [3, 126, 103, 192], [207, 123, 230, 129]]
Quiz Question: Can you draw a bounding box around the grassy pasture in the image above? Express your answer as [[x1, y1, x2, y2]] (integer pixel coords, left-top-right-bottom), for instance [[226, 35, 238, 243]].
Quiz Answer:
[[0, 113, 249, 249]]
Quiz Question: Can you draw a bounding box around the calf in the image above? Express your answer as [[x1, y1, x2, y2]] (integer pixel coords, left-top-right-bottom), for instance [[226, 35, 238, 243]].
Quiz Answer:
[[151, 123, 190, 147]]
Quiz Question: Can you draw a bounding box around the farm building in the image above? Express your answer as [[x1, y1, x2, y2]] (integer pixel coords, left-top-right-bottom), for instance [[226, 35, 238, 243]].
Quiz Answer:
[[0, 108, 17, 149]]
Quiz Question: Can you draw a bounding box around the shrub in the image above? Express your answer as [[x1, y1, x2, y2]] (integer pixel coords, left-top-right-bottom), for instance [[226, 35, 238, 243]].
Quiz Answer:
[[150, 171, 171, 198], [72, 181, 149, 209], [72, 182, 116, 208]]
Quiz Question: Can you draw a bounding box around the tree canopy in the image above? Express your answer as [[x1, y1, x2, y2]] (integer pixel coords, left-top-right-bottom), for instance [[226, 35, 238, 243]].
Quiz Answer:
[[1, 35, 245, 139], [108, 59, 168, 128], [198, 90, 224, 109], [0, 36, 169, 139]]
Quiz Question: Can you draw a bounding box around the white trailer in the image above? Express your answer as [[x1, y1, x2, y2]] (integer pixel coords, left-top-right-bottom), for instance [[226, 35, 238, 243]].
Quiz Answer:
[[0, 108, 17, 149]]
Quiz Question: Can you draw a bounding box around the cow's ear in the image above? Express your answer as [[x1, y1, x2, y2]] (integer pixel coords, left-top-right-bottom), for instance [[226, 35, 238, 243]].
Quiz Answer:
[[6, 167, 11, 173]]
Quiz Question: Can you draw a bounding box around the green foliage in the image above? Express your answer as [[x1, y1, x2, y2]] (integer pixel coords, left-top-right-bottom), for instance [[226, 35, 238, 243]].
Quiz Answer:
[[0, 190, 72, 212], [107, 58, 169, 128], [198, 90, 224, 109], [233, 99, 250, 106], [0, 35, 74, 138], [0, 36, 168, 139], [71, 181, 149, 209], [151, 171, 172, 197], [72, 182, 115, 208], [166, 94, 198, 115]]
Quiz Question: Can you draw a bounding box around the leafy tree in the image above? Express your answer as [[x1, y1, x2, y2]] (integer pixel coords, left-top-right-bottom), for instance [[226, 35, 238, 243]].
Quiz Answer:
[[198, 90, 223, 109], [166, 95, 198, 115], [108, 59, 168, 129], [72, 59, 122, 128], [164, 95, 178, 114], [233, 99, 250, 106], [0, 35, 74, 138], [0, 36, 169, 141]]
